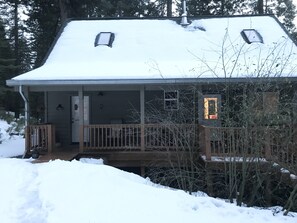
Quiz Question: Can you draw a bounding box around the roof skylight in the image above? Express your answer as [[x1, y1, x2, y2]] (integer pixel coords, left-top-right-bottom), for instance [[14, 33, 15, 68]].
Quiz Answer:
[[94, 32, 115, 47], [241, 29, 263, 44]]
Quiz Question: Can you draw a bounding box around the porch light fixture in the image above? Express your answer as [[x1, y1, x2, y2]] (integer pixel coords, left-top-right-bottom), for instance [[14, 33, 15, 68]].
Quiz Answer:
[[241, 29, 263, 44], [94, 32, 115, 47], [56, 104, 64, 111], [97, 91, 104, 96]]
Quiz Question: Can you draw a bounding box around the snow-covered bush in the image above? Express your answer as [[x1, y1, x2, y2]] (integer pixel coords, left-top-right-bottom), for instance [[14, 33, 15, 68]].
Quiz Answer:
[[0, 111, 25, 137]]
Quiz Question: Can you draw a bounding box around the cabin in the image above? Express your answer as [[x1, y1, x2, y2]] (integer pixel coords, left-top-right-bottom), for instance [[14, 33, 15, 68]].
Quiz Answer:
[[6, 15, 297, 179]]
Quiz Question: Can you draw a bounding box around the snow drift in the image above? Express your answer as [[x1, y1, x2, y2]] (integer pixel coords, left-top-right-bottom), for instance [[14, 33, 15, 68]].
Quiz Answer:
[[0, 158, 295, 223]]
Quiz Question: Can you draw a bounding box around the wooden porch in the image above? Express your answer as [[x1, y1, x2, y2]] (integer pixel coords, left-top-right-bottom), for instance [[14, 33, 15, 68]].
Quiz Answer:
[[25, 123, 297, 175], [25, 123, 198, 166]]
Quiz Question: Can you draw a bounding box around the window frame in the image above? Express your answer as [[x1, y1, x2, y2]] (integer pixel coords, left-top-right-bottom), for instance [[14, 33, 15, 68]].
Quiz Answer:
[[240, 29, 263, 44], [203, 96, 219, 120], [262, 91, 279, 114], [94, 32, 115, 47], [164, 90, 179, 111], [252, 91, 279, 115]]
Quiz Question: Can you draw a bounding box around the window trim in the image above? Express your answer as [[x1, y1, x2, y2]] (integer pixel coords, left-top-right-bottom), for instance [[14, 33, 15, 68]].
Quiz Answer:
[[94, 32, 115, 47], [203, 96, 219, 120], [240, 29, 263, 44], [164, 90, 179, 110], [252, 91, 279, 115], [262, 91, 279, 114]]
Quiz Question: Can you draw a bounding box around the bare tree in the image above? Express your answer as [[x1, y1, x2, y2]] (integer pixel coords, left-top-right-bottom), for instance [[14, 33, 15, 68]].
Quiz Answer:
[[143, 29, 297, 212]]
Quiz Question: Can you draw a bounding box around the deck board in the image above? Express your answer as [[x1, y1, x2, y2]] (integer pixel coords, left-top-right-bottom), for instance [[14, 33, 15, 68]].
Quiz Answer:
[[31, 147, 198, 167]]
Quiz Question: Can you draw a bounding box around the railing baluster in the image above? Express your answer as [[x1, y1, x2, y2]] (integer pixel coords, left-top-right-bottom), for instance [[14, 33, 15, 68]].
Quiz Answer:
[[26, 124, 56, 154]]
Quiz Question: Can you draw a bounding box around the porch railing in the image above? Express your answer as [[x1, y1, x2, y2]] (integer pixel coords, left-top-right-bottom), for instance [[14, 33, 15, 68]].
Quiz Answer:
[[83, 124, 141, 150], [25, 124, 55, 153], [199, 125, 297, 173], [25, 123, 296, 174], [82, 124, 198, 151], [145, 124, 197, 150]]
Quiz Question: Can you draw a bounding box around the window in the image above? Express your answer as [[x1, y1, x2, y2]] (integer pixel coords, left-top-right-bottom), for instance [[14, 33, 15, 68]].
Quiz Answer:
[[263, 92, 279, 114], [253, 92, 279, 114], [94, 32, 115, 47], [240, 29, 263, 44], [164, 90, 179, 110], [204, 97, 218, 120]]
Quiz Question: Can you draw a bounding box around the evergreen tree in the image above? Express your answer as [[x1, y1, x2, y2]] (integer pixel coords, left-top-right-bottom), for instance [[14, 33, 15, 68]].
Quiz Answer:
[[25, 0, 60, 67], [0, 19, 19, 112], [0, 20, 15, 84]]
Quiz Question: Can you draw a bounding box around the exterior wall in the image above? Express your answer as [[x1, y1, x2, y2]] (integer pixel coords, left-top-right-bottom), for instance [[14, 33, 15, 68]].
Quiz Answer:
[[145, 89, 196, 124], [90, 91, 140, 124], [47, 91, 75, 146], [46, 89, 197, 146], [47, 91, 141, 146]]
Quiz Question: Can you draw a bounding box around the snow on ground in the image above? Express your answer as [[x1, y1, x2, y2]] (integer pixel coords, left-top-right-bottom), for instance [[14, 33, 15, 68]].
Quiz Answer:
[[0, 158, 295, 223], [0, 119, 295, 222], [0, 119, 25, 158]]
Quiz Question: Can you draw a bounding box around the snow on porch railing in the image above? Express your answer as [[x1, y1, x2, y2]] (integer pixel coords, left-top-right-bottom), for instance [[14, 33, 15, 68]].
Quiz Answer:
[[25, 124, 55, 154]]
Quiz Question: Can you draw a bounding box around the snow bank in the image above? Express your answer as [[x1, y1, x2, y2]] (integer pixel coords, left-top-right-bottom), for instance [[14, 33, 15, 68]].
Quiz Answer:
[[0, 119, 25, 158], [0, 158, 295, 223]]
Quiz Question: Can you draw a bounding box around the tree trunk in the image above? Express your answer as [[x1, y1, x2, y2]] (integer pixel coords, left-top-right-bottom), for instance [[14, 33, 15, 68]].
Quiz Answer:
[[13, 0, 19, 72], [59, 0, 72, 24], [167, 0, 172, 17], [257, 0, 264, 14], [221, 0, 225, 15]]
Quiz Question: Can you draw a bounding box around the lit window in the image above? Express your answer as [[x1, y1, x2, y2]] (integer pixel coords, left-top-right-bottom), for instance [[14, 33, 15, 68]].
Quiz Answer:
[[164, 90, 179, 110], [241, 29, 263, 44], [94, 32, 115, 47], [204, 97, 218, 120]]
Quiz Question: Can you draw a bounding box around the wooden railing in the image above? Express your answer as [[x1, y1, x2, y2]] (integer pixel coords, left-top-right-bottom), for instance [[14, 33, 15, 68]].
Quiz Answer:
[[83, 124, 141, 150], [145, 124, 197, 150], [25, 124, 55, 153], [82, 124, 197, 151], [200, 125, 297, 173]]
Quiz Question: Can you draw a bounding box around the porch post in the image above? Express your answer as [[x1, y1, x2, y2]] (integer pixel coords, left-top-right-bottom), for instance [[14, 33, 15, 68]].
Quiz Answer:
[[204, 127, 211, 161], [79, 87, 84, 153], [264, 130, 272, 161], [140, 87, 145, 151], [44, 91, 48, 123]]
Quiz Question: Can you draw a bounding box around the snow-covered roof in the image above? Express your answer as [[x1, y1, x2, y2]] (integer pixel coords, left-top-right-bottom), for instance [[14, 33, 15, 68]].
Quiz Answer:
[[7, 15, 297, 86]]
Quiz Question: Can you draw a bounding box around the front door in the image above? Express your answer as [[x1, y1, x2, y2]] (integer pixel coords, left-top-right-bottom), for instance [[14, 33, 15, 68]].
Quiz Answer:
[[71, 96, 89, 143]]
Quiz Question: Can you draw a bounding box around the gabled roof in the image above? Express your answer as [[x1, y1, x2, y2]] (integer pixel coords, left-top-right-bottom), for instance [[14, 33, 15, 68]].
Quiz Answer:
[[7, 15, 297, 86]]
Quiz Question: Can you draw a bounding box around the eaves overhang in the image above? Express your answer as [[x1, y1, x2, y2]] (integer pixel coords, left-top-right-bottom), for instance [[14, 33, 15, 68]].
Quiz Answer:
[[6, 76, 297, 87]]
